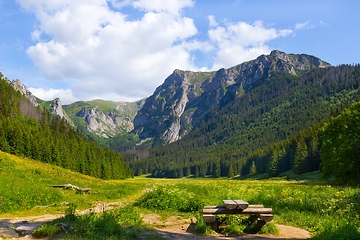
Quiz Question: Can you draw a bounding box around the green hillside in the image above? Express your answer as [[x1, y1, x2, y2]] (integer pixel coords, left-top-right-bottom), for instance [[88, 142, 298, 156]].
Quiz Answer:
[[0, 76, 133, 180]]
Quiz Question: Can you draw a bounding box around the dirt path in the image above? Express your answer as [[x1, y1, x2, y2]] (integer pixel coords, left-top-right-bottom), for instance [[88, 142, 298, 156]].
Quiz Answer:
[[0, 202, 123, 239], [0, 205, 311, 240]]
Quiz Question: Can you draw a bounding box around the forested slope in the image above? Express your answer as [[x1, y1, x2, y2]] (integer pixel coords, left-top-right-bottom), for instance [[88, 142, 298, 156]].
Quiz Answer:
[[0, 75, 132, 179], [128, 64, 360, 179]]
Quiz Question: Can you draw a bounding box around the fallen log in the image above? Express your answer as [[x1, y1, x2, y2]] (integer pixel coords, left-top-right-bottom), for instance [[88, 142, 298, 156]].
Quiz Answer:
[[50, 184, 91, 194], [76, 188, 92, 194]]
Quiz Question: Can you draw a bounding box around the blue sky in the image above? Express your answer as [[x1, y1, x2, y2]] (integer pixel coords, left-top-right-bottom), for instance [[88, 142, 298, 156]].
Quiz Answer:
[[0, 0, 359, 104]]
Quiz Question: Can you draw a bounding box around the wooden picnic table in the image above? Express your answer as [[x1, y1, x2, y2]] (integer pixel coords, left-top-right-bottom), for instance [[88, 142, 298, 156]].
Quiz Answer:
[[202, 200, 273, 230]]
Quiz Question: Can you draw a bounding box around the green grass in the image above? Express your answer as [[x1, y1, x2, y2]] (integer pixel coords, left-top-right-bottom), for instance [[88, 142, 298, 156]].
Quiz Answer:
[[33, 204, 148, 239], [133, 179, 360, 237], [0, 151, 144, 216], [1, 150, 360, 239]]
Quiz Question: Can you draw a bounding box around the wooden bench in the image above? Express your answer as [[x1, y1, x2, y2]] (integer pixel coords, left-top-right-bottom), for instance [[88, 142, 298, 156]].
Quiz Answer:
[[202, 200, 273, 230]]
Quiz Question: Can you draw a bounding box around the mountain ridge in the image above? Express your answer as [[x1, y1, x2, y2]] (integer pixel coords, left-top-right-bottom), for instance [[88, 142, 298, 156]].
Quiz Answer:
[[2, 50, 331, 149], [133, 50, 330, 144]]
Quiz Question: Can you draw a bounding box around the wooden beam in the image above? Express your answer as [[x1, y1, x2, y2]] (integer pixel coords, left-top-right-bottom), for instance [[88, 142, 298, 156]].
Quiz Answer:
[[233, 200, 249, 210], [202, 206, 272, 214], [248, 204, 264, 208], [203, 205, 222, 209], [259, 214, 273, 222]]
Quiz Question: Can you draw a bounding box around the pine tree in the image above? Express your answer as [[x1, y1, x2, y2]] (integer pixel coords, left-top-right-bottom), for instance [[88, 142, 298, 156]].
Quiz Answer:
[[249, 160, 257, 175], [228, 163, 234, 178]]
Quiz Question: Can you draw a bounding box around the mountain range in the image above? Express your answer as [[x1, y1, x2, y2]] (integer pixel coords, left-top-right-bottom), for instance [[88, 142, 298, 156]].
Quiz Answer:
[[5, 50, 360, 179], [6, 50, 329, 146]]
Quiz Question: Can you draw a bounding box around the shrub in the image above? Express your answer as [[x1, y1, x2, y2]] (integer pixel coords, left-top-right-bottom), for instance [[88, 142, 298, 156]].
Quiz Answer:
[[134, 186, 204, 212], [32, 223, 61, 238]]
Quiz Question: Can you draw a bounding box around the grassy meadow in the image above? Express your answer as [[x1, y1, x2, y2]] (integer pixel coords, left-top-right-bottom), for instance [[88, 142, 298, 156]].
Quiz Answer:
[[0, 150, 359, 239]]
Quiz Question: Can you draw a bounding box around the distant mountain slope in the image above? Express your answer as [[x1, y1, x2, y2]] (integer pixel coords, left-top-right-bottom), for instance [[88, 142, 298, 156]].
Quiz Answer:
[[133, 50, 330, 144], [128, 63, 360, 178], [63, 99, 142, 138]]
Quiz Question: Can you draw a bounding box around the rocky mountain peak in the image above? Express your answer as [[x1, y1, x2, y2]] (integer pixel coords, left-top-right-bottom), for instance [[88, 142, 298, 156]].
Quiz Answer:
[[48, 98, 73, 125], [0, 72, 11, 84]]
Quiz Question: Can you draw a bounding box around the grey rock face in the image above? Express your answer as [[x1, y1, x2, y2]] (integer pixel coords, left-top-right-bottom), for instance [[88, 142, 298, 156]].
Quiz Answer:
[[77, 108, 118, 138], [76, 103, 136, 138], [10, 79, 39, 106], [50, 98, 65, 119], [133, 50, 330, 143], [49, 98, 74, 125]]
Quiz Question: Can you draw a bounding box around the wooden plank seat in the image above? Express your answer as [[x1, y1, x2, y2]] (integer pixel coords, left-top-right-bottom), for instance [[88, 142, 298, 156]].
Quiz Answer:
[[202, 200, 273, 230], [223, 199, 249, 210]]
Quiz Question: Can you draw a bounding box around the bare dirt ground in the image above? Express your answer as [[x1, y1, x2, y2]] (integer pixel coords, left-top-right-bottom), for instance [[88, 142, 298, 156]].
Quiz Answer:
[[0, 204, 311, 240], [140, 213, 312, 240]]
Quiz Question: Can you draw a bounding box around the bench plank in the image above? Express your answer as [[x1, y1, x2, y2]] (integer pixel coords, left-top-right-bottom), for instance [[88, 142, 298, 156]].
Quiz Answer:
[[233, 200, 249, 210], [202, 206, 272, 215], [222, 200, 238, 210]]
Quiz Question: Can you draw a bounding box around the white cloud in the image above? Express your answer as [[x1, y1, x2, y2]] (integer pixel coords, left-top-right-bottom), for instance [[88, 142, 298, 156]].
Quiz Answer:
[[17, 0, 202, 102], [208, 19, 293, 69], [16, 0, 294, 103], [132, 0, 194, 15], [295, 20, 315, 30], [29, 87, 77, 104], [208, 15, 218, 28]]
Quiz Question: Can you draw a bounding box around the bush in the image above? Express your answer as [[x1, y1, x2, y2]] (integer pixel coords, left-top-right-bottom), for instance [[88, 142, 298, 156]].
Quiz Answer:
[[134, 186, 204, 212], [32, 223, 61, 238], [194, 212, 209, 234], [260, 222, 279, 235]]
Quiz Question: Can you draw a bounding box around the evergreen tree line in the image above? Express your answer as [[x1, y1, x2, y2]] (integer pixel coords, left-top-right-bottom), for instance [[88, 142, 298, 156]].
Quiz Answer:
[[128, 125, 321, 179], [127, 64, 360, 181], [0, 76, 132, 179]]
